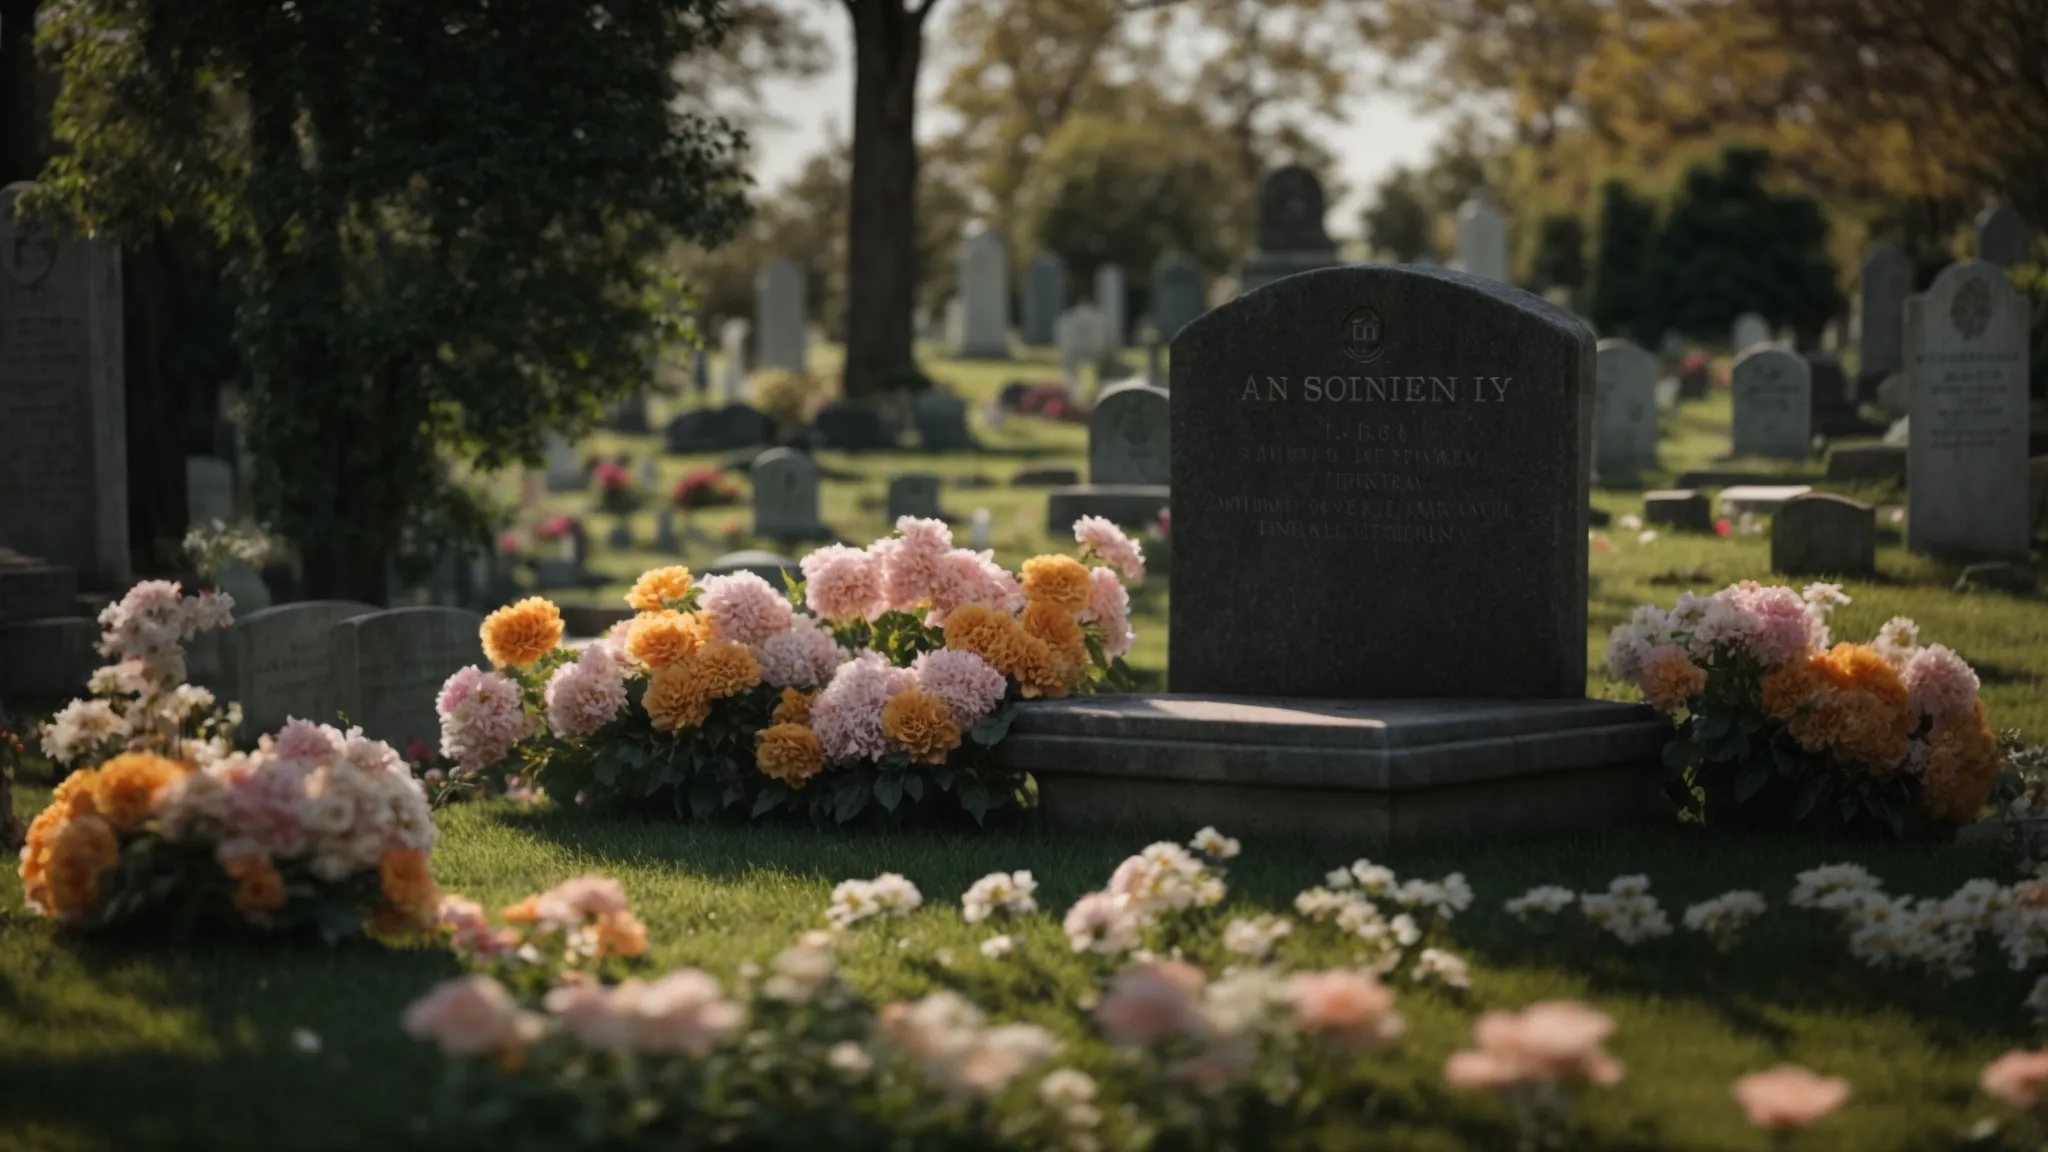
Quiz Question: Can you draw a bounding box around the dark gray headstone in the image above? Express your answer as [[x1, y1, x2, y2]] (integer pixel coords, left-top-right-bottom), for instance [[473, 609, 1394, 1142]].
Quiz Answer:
[[185, 455, 235, 526], [1169, 264, 1591, 699], [1643, 489, 1713, 532], [751, 447, 825, 542], [1907, 259, 2031, 558], [1151, 251, 1206, 342], [1976, 201, 2032, 268], [1089, 382, 1170, 486], [913, 391, 973, 451], [706, 549, 799, 588], [886, 473, 943, 522], [329, 607, 485, 754], [1857, 242, 1913, 387], [608, 392, 650, 434], [1241, 167, 1341, 293], [665, 403, 775, 455], [1771, 493, 1876, 576], [653, 508, 680, 553], [1825, 443, 1907, 485], [814, 401, 894, 452], [1021, 253, 1068, 347], [223, 601, 378, 735]]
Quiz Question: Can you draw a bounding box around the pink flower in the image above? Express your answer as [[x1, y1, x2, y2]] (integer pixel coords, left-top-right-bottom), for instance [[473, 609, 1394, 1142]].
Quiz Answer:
[[1063, 890, 1142, 956], [496, 531, 522, 555], [274, 717, 343, 760], [925, 548, 1012, 626], [876, 517, 954, 612], [754, 615, 846, 690], [1731, 1065, 1851, 1130], [1444, 1001, 1623, 1091], [801, 544, 885, 622], [1902, 644, 1980, 723], [1073, 515, 1145, 581], [910, 648, 1007, 729], [808, 650, 914, 763], [436, 665, 532, 771], [536, 874, 631, 921], [700, 571, 794, 646], [1982, 1049, 2048, 1107], [402, 976, 534, 1059], [1078, 567, 1134, 660], [1096, 961, 1205, 1047], [1287, 970, 1406, 1054], [1719, 582, 1820, 667], [544, 984, 636, 1052], [545, 644, 629, 738], [633, 969, 745, 1057]]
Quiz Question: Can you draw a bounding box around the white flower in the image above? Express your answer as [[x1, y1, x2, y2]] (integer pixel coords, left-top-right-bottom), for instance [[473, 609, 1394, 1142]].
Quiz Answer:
[[1790, 863, 1884, 911], [826, 880, 883, 930], [1582, 883, 1674, 945], [1637, 529, 1659, 544], [1295, 887, 1350, 919], [1349, 860, 1397, 895], [763, 942, 837, 1003], [1504, 885, 1576, 920], [1682, 890, 1768, 951], [868, 873, 923, 914], [1063, 891, 1141, 956], [1619, 514, 1644, 531], [827, 1040, 873, 1081], [1323, 868, 1354, 890], [962, 870, 1039, 923], [1039, 1067, 1098, 1113], [290, 1028, 322, 1054], [980, 934, 1015, 959], [1608, 874, 1652, 899], [1221, 914, 1292, 960], [1190, 826, 1241, 859], [1412, 948, 1470, 989]]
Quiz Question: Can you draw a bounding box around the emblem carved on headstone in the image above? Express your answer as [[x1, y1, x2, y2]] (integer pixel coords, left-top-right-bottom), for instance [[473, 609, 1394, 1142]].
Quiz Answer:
[[1951, 276, 1992, 339], [1340, 305, 1384, 364], [0, 183, 59, 288]]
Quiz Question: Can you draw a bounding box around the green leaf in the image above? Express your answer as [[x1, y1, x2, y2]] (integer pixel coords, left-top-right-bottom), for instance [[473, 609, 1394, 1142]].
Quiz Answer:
[[592, 749, 621, 788], [875, 774, 903, 812], [1660, 738, 1701, 777], [1700, 712, 1732, 741], [902, 773, 924, 803], [1734, 758, 1774, 801], [751, 786, 786, 818], [721, 781, 746, 808], [834, 784, 870, 825], [1796, 770, 1830, 820], [959, 778, 991, 824], [934, 767, 957, 791], [970, 712, 1015, 746], [689, 776, 721, 820]]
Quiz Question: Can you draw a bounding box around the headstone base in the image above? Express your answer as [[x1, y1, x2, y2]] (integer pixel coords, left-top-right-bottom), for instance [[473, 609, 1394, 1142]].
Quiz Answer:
[[1045, 485, 1170, 534], [0, 617, 99, 697], [1825, 445, 1907, 485], [995, 696, 1666, 844]]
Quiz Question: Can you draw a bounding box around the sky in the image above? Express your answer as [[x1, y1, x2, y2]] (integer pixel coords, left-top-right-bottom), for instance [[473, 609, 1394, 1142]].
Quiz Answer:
[[745, 4, 1450, 236]]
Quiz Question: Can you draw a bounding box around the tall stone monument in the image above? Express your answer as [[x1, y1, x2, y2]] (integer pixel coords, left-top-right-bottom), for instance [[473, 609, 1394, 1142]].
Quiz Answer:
[[1237, 166, 1342, 294], [1455, 188, 1508, 283], [1592, 338, 1659, 484], [1857, 242, 1913, 395], [1152, 250, 1206, 342], [755, 257, 807, 373], [1020, 252, 1067, 348], [1907, 260, 2031, 558], [1095, 263, 1126, 355], [955, 230, 1011, 359]]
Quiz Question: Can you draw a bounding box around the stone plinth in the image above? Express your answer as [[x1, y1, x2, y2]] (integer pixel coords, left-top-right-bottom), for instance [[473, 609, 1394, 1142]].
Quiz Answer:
[[1717, 485, 1813, 516], [1643, 490, 1713, 532], [1046, 484, 1170, 535], [996, 695, 1666, 844], [1826, 444, 1907, 485]]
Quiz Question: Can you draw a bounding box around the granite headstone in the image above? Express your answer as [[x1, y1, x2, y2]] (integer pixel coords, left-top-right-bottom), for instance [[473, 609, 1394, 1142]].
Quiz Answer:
[[1455, 188, 1508, 282], [755, 257, 807, 372], [185, 455, 235, 526], [1907, 260, 2031, 557], [913, 391, 973, 451], [1151, 251, 1206, 341], [887, 473, 943, 522], [1021, 252, 1067, 348], [1772, 493, 1876, 576], [1733, 312, 1770, 352], [1730, 347, 1812, 460], [1239, 166, 1342, 293], [956, 231, 1011, 359], [750, 447, 825, 542], [223, 601, 377, 736], [1858, 242, 1913, 391], [1593, 338, 1658, 484], [1095, 263, 1126, 355], [1088, 382, 1170, 486], [719, 317, 750, 401], [329, 607, 484, 754], [1977, 201, 2032, 268]]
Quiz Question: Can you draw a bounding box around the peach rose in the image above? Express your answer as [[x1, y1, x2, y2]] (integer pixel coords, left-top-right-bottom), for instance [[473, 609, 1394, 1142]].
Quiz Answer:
[[1287, 969, 1406, 1053], [401, 976, 535, 1059], [1982, 1049, 2048, 1108], [1095, 960, 1206, 1048], [1731, 1064, 1851, 1129]]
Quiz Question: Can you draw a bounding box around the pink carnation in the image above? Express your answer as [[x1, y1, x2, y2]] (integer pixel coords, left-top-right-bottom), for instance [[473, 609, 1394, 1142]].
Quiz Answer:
[[1074, 515, 1146, 581], [809, 650, 914, 763], [700, 571, 794, 646], [911, 648, 1008, 729], [1705, 582, 1819, 668], [536, 874, 631, 921], [436, 665, 533, 771], [1902, 644, 1980, 724], [801, 544, 885, 622], [273, 717, 344, 761], [926, 548, 1024, 626], [876, 517, 954, 613], [755, 615, 846, 689], [545, 644, 630, 737], [218, 755, 312, 859], [1078, 567, 1134, 660]]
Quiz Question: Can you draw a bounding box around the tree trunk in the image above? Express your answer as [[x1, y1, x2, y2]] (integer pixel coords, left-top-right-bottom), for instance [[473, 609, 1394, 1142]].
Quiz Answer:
[[0, 0, 45, 185], [122, 241, 189, 575], [841, 0, 928, 395]]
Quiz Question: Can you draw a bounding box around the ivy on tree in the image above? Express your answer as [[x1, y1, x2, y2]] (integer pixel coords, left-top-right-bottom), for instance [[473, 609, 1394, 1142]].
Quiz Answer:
[[34, 0, 750, 602]]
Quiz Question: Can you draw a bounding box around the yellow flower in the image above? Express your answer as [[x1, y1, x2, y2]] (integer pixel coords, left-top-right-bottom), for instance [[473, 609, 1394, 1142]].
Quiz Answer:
[[481, 597, 565, 669], [1761, 661, 1821, 721], [53, 769, 101, 821], [627, 566, 694, 613], [88, 752, 190, 834], [1021, 599, 1088, 680], [882, 688, 961, 765], [45, 814, 120, 919], [772, 687, 814, 727], [17, 803, 69, 912], [627, 610, 702, 670], [755, 722, 827, 788], [1019, 555, 1092, 612], [692, 639, 763, 700], [643, 663, 713, 732], [222, 853, 287, 924], [1008, 632, 1068, 700]]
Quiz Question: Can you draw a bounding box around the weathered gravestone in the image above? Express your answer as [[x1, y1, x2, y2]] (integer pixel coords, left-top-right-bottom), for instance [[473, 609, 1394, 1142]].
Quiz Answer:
[[1046, 382, 1170, 533], [0, 182, 129, 589], [705, 549, 799, 588], [1095, 264, 1126, 355], [992, 265, 1663, 845], [813, 402, 894, 452], [1977, 201, 2032, 268], [1772, 493, 1876, 577], [956, 231, 1011, 359], [719, 318, 750, 401], [887, 474, 943, 522], [653, 508, 680, 554], [1239, 166, 1342, 294], [1644, 489, 1713, 532], [1455, 188, 1508, 283], [943, 296, 964, 350], [608, 392, 651, 434], [665, 404, 775, 455], [543, 431, 586, 492], [912, 391, 973, 451], [1020, 253, 1067, 347], [1733, 312, 1771, 353], [1858, 242, 1914, 394], [1151, 251, 1206, 341], [329, 607, 484, 754], [1730, 348, 1812, 460], [1055, 305, 1102, 392], [755, 257, 808, 373], [216, 601, 377, 735], [185, 455, 235, 525], [751, 447, 827, 542], [1593, 339, 1658, 484], [1908, 260, 2032, 558]]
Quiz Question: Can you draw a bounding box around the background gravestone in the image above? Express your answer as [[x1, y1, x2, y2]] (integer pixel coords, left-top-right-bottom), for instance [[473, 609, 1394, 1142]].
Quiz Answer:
[[1592, 338, 1658, 484], [1455, 189, 1508, 282], [0, 181, 130, 590], [1976, 201, 2032, 268], [1730, 347, 1812, 460], [955, 231, 1011, 359], [1021, 253, 1067, 348], [1857, 242, 1913, 393], [1238, 166, 1342, 294], [913, 391, 973, 451], [719, 318, 750, 400], [1089, 382, 1170, 486], [1056, 305, 1103, 393], [1151, 251, 1206, 341], [755, 257, 807, 373], [1095, 264, 1126, 355], [1169, 264, 1592, 699], [1771, 493, 1876, 577], [1908, 260, 2031, 558], [750, 447, 826, 542], [185, 455, 235, 525], [329, 607, 484, 754], [219, 601, 377, 736], [813, 402, 893, 452], [542, 430, 586, 492], [665, 404, 774, 455], [1732, 312, 1770, 353], [886, 473, 943, 522]]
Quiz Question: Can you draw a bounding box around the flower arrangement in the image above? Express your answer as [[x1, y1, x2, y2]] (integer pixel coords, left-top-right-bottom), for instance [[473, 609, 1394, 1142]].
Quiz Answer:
[[535, 515, 579, 543], [594, 461, 638, 515], [1606, 583, 2004, 836], [18, 720, 440, 941], [672, 467, 740, 511], [39, 580, 242, 769], [180, 519, 277, 583], [436, 874, 650, 997], [439, 516, 1143, 827]]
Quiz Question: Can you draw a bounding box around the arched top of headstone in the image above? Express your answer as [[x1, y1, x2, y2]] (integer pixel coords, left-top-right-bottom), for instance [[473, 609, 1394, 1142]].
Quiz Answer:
[[758, 256, 803, 290], [0, 181, 59, 287], [1456, 185, 1499, 219], [1595, 337, 1658, 374], [1859, 240, 1911, 275], [1029, 251, 1065, 272], [1974, 200, 2032, 267], [1923, 258, 2024, 341], [751, 445, 817, 476], [1256, 165, 1333, 253]]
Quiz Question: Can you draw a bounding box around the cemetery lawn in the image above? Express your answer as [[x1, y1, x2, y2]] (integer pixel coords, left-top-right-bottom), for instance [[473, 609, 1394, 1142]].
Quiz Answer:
[[1, 758, 2036, 1152]]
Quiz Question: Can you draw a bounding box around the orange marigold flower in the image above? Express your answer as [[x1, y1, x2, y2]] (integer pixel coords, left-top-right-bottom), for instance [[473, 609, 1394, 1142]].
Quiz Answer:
[[594, 910, 649, 959], [45, 814, 120, 919], [221, 853, 287, 923], [943, 603, 1013, 659], [1019, 555, 1092, 612], [643, 664, 713, 732], [755, 722, 827, 788], [17, 801, 73, 912], [500, 894, 543, 923], [772, 686, 814, 727], [1639, 646, 1705, 714], [628, 609, 702, 669], [881, 688, 962, 765], [1010, 631, 1070, 699], [626, 566, 694, 613], [1814, 644, 1909, 707], [692, 639, 763, 699], [1021, 599, 1089, 680], [1918, 702, 2001, 824], [52, 769, 102, 821], [1761, 661, 1822, 721], [481, 597, 564, 669], [377, 848, 440, 933], [88, 752, 191, 834]]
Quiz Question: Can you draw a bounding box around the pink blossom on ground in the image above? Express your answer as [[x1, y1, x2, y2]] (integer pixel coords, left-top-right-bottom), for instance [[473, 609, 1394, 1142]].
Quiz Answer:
[[1096, 961, 1205, 1047], [436, 665, 532, 771], [1078, 567, 1134, 660], [633, 969, 745, 1057], [699, 572, 794, 646], [402, 975, 533, 1059], [1073, 515, 1146, 581], [545, 643, 630, 737], [755, 615, 847, 690], [1730, 1065, 1851, 1130], [801, 544, 886, 622], [911, 648, 1008, 728], [808, 651, 915, 763], [1444, 1001, 1623, 1091], [1982, 1048, 2048, 1107], [535, 874, 631, 922], [1902, 644, 1980, 724], [1288, 970, 1407, 1053], [877, 517, 954, 612]]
